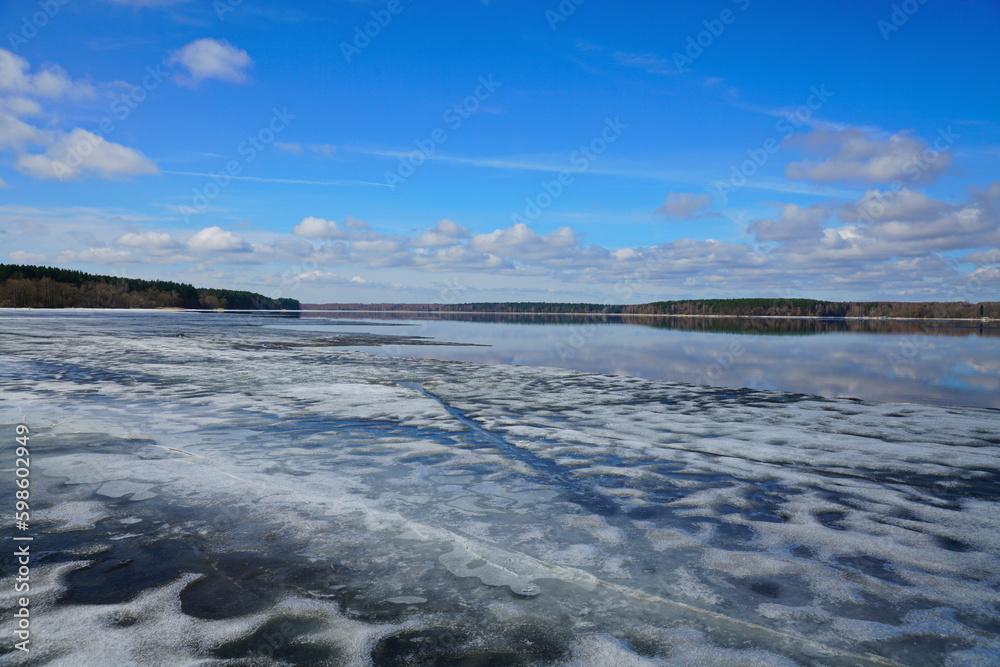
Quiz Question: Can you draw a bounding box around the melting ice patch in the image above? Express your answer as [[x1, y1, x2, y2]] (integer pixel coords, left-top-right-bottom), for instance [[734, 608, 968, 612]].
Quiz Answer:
[[0, 311, 999, 665]]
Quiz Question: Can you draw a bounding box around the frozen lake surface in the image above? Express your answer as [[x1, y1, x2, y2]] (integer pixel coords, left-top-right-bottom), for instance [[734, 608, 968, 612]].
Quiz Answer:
[[1, 310, 999, 666]]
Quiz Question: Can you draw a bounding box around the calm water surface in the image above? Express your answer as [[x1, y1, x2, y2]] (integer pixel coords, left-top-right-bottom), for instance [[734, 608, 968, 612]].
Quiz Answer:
[[283, 312, 1000, 409]]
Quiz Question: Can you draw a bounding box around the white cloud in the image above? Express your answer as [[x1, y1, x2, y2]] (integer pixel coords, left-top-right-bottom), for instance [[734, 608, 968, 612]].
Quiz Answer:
[[840, 188, 954, 223], [185, 226, 250, 252], [0, 111, 43, 150], [750, 204, 831, 242], [295, 270, 341, 282], [786, 128, 952, 185], [0, 49, 94, 100], [960, 249, 1000, 265], [275, 142, 303, 155], [115, 231, 180, 250], [471, 223, 578, 259], [2, 96, 42, 116], [344, 215, 369, 230], [411, 219, 471, 247], [292, 216, 349, 240], [7, 250, 46, 263], [7, 180, 999, 301], [0, 51, 154, 182], [17, 128, 158, 180], [250, 238, 314, 261], [352, 238, 404, 254], [55, 248, 136, 264], [656, 192, 715, 219], [413, 244, 507, 272], [168, 39, 253, 86], [276, 142, 339, 157]]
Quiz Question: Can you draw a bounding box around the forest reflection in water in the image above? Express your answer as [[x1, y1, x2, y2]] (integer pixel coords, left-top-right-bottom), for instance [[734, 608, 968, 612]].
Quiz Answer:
[[302, 310, 1000, 337], [290, 311, 1000, 409]]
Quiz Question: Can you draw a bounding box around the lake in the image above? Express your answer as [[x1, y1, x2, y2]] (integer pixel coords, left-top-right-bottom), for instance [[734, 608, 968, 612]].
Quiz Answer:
[[3, 309, 999, 665], [288, 312, 1000, 409]]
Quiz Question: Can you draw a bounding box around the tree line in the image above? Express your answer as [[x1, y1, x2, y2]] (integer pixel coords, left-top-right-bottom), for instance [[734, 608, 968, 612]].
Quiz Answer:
[[0, 264, 299, 310], [305, 298, 999, 319]]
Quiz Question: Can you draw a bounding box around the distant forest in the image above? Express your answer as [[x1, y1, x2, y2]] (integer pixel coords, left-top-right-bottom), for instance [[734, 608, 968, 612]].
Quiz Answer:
[[0, 264, 299, 310], [306, 298, 999, 319]]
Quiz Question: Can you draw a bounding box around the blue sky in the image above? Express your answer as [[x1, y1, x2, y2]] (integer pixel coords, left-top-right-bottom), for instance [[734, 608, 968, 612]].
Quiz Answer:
[[1, 0, 999, 303]]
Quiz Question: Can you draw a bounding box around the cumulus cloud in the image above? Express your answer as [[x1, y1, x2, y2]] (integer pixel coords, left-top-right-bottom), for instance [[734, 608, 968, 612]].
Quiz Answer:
[[839, 188, 954, 223], [0, 49, 94, 100], [10, 182, 1000, 300], [960, 249, 1000, 266], [293, 216, 349, 240], [185, 226, 250, 252], [115, 231, 179, 250], [55, 247, 136, 264], [0, 50, 157, 182], [750, 204, 831, 242], [344, 215, 369, 230], [251, 238, 314, 261], [471, 223, 578, 259], [17, 129, 158, 180], [831, 187, 998, 252], [785, 128, 953, 185], [294, 270, 340, 282], [0, 111, 40, 149], [411, 219, 472, 247], [2, 96, 42, 116], [8, 250, 46, 263], [612, 239, 766, 279], [168, 39, 253, 86], [752, 185, 1000, 277], [656, 192, 715, 219], [352, 238, 404, 254], [413, 244, 507, 272]]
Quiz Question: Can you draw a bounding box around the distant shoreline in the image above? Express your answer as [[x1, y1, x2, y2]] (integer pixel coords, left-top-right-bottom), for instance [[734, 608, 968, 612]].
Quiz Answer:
[[300, 309, 997, 324], [1, 307, 995, 325]]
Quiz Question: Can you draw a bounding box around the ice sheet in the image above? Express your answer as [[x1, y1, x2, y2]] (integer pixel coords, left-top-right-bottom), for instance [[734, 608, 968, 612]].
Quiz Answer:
[[1, 311, 998, 666]]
